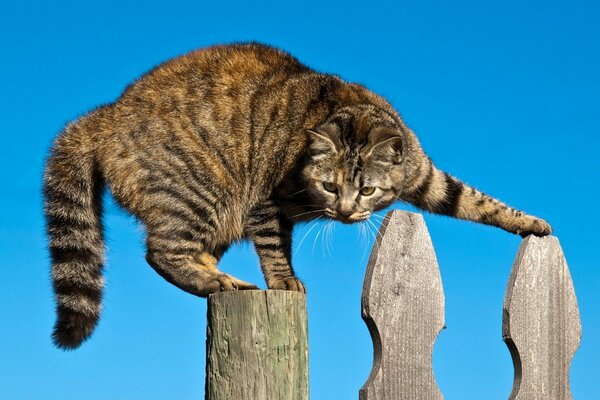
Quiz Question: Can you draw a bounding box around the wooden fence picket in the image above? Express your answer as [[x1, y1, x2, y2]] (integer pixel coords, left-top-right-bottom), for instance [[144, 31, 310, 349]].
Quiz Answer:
[[360, 210, 445, 400], [503, 236, 582, 400]]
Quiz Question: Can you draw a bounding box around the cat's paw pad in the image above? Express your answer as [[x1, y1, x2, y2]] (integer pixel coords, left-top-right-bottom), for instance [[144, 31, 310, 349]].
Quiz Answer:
[[517, 216, 553, 238], [268, 277, 306, 293]]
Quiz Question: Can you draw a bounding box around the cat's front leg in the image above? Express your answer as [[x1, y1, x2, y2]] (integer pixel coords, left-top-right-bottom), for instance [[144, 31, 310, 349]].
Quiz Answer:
[[402, 159, 552, 236], [245, 201, 306, 293]]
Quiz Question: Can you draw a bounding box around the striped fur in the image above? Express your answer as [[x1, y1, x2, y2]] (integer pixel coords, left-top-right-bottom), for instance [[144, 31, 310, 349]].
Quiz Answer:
[[44, 118, 105, 350], [43, 42, 551, 349]]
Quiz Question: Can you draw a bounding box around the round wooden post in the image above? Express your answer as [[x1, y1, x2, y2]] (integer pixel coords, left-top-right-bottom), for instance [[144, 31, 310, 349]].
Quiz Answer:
[[205, 290, 308, 400]]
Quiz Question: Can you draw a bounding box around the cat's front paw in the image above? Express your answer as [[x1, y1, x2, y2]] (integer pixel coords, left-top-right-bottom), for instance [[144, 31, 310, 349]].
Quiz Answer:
[[268, 277, 306, 293], [517, 215, 553, 238]]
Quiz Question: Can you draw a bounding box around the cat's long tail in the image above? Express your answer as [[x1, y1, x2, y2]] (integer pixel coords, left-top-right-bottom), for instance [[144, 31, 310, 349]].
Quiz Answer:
[[43, 118, 105, 350]]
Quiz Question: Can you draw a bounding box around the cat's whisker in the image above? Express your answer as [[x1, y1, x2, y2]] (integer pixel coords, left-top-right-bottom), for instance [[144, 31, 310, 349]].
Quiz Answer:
[[369, 212, 386, 221], [289, 209, 326, 219], [368, 218, 385, 256], [364, 219, 382, 256], [366, 218, 385, 243], [368, 216, 384, 234], [282, 188, 307, 198], [323, 222, 328, 257], [364, 221, 375, 247], [361, 221, 368, 246], [325, 220, 334, 257], [370, 211, 389, 223], [319, 222, 329, 258], [320, 220, 333, 258], [312, 222, 324, 257], [294, 204, 324, 208], [293, 218, 321, 256], [358, 222, 369, 264]]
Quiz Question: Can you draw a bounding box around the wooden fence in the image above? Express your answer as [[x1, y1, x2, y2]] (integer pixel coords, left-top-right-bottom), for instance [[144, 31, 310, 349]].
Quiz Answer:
[[205, 210, 581, 400]]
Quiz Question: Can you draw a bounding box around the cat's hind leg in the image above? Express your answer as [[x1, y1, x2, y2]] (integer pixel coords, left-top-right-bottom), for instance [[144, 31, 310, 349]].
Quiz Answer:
[[145, 218, 258, 297], [146, 249, 257, 296]]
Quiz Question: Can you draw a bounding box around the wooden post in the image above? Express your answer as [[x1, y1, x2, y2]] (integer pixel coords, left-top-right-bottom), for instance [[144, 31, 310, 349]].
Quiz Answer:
[[360, 210, 445, 400], [503, 235, 582, 400], [205, 290, 309, 400]]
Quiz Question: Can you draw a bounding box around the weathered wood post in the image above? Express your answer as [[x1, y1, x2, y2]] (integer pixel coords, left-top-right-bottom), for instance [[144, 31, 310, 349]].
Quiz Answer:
[[205, 290, 309, 400], [360, 210, 445, 400], [503, 235, 582, 399]]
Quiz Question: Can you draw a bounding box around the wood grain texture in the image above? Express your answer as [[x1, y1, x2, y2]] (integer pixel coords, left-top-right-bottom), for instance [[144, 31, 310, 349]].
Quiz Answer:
[[503, 235, 581, 400], [205, 290, 308, 400], [360, 210, 445, 400]]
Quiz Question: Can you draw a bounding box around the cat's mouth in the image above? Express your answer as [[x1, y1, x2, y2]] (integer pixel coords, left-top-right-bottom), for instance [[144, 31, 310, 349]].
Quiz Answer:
[[325, 208, 371, 224]]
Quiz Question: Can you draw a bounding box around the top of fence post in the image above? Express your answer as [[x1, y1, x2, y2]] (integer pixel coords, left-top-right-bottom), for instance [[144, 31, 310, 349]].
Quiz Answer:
[[503, 235, 582, 400], [360, 210, 445, 400]]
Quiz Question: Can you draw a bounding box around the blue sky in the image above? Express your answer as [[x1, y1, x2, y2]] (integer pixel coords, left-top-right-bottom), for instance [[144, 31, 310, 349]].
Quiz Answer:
[[1, 1, 598, 398]]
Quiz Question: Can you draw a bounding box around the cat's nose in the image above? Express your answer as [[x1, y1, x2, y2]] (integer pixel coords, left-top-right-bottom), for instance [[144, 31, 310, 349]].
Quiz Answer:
[[338, 198, 354, 218], [337, 208, 354, 218]]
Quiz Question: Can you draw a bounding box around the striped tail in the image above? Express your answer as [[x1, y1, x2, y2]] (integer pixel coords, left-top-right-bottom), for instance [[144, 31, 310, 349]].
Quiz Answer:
[[44, 122, 105, 350]]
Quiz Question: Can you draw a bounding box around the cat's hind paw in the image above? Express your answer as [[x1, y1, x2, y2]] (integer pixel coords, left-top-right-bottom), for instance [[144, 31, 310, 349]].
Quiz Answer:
[[203, 273, 259, 294], [220, 274, 259, 291]]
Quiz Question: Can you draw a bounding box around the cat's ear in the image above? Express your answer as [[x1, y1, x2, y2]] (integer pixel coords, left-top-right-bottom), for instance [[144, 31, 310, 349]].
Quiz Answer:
[[305, 123, 341, 157], [364, 127, 403, 164]]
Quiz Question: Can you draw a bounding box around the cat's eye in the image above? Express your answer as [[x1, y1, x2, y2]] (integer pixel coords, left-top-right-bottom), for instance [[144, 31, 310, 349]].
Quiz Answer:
[[360, 186, 376, 196], [322, 182, 337, 193]]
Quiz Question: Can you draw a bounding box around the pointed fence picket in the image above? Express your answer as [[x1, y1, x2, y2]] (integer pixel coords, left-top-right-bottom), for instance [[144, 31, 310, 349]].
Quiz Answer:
[[502, 235, 581, 399], [360, 211, 444, 400]]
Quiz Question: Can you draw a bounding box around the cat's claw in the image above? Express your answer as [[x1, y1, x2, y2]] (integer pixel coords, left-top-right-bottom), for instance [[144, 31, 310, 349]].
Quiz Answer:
[[215, 274, 258, 292], [231, 277, 260, 291], [269, 277, 306, 293]]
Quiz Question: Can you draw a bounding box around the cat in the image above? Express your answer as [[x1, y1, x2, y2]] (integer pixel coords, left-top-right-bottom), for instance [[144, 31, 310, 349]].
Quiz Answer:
[[43, 42, 551, 349]]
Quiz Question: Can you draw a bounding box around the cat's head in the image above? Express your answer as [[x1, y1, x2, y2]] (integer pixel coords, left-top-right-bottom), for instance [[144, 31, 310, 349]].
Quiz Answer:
[[302, 105, 404, 223]]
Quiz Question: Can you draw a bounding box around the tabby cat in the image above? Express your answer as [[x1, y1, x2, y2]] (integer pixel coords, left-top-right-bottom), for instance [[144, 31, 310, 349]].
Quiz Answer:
[[44, 42, 551, 349]]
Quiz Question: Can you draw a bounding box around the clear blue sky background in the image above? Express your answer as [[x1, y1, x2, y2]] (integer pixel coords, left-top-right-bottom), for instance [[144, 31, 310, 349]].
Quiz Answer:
[[1, 1, 598, 398]]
